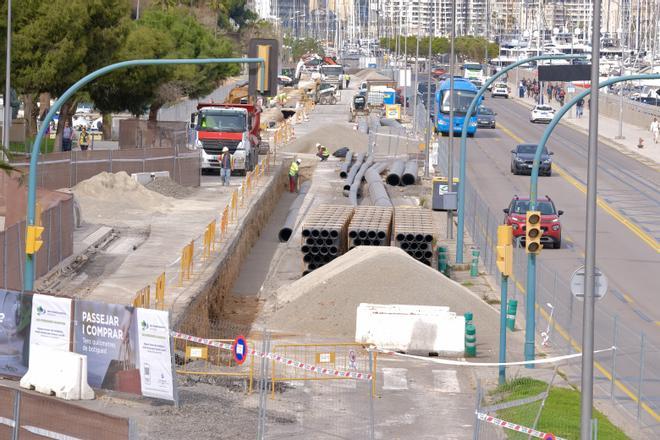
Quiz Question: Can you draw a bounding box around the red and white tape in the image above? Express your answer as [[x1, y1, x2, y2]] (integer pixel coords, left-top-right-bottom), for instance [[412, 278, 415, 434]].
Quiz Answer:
[[172, 332, 373, 381], [477, 412, 564, 439]]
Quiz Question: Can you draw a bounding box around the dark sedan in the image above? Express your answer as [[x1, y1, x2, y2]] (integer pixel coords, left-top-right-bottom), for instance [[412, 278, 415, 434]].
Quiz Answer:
[[477, 106, 496, 128], [511, 143, 553, 176]]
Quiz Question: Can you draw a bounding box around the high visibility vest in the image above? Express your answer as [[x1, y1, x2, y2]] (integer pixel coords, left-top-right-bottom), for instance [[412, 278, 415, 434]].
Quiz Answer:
[[321, 147, 330, 157], [289, 162, 299, 176]]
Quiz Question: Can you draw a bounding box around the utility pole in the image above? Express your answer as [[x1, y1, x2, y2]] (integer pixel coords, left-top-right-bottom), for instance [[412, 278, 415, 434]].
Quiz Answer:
[[580, 0, 601, 434], [413, 38, 420, 135], [3, 0, 12, 158], [447, 0, 456, 239], [424, 13, 433, 179]]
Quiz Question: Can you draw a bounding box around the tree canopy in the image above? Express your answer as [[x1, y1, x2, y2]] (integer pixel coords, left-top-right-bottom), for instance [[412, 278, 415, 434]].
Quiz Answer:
[[379, 36, 499, 63]]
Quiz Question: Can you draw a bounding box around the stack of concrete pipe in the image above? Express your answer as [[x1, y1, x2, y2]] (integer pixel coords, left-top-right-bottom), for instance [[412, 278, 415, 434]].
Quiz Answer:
[[348, 206, 393, 249], [301, 205, 355, 275], [393, 207, 435, 266], [278, 181, 311, 242], [386, 159, 419, 187]]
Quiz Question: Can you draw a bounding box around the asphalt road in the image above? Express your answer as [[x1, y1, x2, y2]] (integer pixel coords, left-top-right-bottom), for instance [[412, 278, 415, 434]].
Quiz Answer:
[[461, 95, 660, 429]]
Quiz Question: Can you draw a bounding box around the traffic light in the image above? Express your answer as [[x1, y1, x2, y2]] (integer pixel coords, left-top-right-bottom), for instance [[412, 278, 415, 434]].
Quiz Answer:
[[25, 225, 44, 254], [525, 211, 542, 254], [496, 225, 513, 276], [248, 38, 279, 98]]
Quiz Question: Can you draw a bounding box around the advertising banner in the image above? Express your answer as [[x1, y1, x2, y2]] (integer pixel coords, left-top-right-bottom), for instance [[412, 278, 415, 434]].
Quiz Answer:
[[0, 290, 32, 377], [29, 294, 72, 361], [136, 308, 175, 401], [73, 300, 140, 394]]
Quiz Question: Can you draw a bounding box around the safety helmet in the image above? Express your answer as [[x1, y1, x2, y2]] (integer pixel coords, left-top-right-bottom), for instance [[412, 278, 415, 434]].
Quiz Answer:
[[316, 143, 321, 148], [222, 147, 229, 152], [296, 159, 302, 164]]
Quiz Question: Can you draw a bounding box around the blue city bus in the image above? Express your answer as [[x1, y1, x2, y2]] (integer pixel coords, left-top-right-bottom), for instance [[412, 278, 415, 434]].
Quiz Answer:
[[435, 77, 482, 137]]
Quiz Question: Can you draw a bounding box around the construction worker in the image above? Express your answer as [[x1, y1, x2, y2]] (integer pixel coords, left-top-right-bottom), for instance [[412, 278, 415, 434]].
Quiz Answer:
[[219, 147, 232, 186], [316, 143, 330, 161], [289, 158, 301, 192]]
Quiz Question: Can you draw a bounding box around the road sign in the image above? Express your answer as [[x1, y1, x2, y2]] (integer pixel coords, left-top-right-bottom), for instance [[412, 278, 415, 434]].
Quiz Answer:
[[232, 335, 247, 365], [570, 265, 608, 300]]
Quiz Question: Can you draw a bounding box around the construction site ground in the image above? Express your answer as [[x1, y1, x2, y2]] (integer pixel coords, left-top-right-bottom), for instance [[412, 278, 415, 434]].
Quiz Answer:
[[12, 80, 587, 439]]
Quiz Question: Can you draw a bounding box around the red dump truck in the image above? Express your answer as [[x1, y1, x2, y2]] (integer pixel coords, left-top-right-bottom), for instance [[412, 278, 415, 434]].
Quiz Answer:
[[191, 103, 266, 174]]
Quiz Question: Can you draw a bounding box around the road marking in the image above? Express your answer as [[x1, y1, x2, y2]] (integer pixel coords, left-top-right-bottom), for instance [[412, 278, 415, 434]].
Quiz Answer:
[[432, 369, 461, 393], [498, 123, 660, 253], [382, 368, 408, 390]]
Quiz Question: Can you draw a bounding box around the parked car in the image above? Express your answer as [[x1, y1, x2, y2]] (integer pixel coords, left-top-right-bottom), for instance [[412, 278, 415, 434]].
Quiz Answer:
[[530, 104, 555, 123], [510, 143, 553, 176], [503, 196, 563, 249], [491, 83, 509, 98], [477, 106, 496, 128]]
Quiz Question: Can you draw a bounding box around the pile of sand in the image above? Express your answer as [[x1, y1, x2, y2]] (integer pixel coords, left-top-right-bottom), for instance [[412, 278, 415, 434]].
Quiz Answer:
[[144, 176, 196, 199], [281, 123, 369, 154], [353, 69, 392, 81], [73, 172, 174, 221], [268, 246, 493, 338]]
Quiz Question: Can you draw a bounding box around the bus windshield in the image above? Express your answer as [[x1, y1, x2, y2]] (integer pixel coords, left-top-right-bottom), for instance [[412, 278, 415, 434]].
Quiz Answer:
[[464, 63, 483, 71], [440, 90, 477, 115]]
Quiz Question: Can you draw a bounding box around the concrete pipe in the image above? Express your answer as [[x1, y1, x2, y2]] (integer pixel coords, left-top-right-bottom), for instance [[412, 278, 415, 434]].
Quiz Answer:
[[301, 245, 310, 253], [308, 263, 317, 270], [386, 160, 405, 186], [419, 243, 428, 250], [311, 229, 320, 238], [306, 238, 315, 245], [410, 242, 418, 250], [329, 246, 338, 255], [364, 161, 392, 207], [313, 254, 324, 263], [302, 270, 310, 276], [396, 233, 405, 241], [415, 234, 424, 242], [363, 239, 371, 245], [330, 230, 339, 238], [414, 250, 424, 259], [349, 230, 358, 239], [402, 160, 419, 186], [354, 238, 362, 246], [405, 233, 415, 241], [401, 242, 410, 250], [325, 238, 333, 246], [425, 234, 434, 242], [377, 231, 387, 240], [310, 246, 320, 255], [424, 251, 433, 259], [302, 229, 312, 237], [344, 152, 366, 192], [303, 253, 313, 262], [367, 230, 377, 239], [358, 230, 368, 239], [339, 150, 353, 178], [320, 229, 330, 238], [372, 239, 381, 246], [319, 247, 329, 255]]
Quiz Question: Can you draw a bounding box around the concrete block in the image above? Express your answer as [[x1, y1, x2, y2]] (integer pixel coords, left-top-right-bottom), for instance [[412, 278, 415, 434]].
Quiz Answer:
[[355, 303, 465, 355], [20, 346, 95, 400], [131, 171, 170, 185]]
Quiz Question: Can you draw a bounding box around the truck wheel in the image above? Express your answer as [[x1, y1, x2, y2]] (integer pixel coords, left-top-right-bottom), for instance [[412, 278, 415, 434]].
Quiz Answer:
[[330, 96, 337, 105]]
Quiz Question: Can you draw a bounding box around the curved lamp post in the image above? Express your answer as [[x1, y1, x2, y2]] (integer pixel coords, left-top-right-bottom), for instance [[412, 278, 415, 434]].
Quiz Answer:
[[23, 57, 265, 292], [455, 54, 586, 264]]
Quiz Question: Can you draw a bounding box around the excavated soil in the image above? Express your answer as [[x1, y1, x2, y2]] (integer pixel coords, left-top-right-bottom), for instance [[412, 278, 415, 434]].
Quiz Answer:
[[281, 123, 369, 154]]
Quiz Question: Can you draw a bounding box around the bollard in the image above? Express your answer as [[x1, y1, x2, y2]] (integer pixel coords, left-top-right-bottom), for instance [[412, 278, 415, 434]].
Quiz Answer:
[[506, 299, 518, 331], [470, 248, 480, 277], [465, 324, 477, 357], [437, 246, 448, 273], [464, 311, 473, 327]]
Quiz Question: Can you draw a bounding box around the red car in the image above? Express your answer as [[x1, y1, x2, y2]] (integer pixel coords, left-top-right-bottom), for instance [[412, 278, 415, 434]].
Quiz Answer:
[[503, 196, 563, 249]]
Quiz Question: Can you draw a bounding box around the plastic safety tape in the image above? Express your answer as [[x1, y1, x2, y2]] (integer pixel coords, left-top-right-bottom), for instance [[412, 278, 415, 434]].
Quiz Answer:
[[171, 332, 373, 381], [476, 412, 565, 440], [370, 346, 615, 367]]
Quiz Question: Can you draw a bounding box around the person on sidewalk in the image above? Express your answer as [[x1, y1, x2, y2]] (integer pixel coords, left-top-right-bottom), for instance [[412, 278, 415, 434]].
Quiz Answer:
[[575, 98, 584, 118], [650, 118, 659, 143], [289, 158, 301, 192], [219, 146, 232, 186], [62, 121, 73, 152], [78, 127, 90, 151], [316, 143, 330, 161], [638, 137, 645, 149], [547, 84, 553, 102]]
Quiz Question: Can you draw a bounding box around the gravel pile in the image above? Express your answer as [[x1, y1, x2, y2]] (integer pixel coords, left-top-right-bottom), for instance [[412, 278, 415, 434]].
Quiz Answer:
[[269, 246, 492, 338], [282, 123, 369, 154], [144, 176, 196, 199]]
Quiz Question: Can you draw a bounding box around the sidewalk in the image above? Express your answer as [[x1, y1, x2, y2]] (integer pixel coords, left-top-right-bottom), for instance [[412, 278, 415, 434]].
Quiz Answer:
[[508, 89, 660, 168]]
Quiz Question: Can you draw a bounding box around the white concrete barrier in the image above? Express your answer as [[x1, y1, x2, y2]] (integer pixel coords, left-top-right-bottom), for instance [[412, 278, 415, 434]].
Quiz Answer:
[[131, 171, 170, 185], [355, 303, 465, 355], [20, 347, 94, 400]]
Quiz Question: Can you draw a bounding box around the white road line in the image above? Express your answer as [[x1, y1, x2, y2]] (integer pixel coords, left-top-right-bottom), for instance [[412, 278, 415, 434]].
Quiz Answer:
[[382, 367, 408, 390], [432, 369, 460, 393]]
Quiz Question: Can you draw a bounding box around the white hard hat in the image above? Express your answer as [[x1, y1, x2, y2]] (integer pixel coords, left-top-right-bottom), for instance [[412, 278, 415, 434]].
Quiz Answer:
[[296, 159, 302, 164], [222, 147, 229, 152], [316, 143, 321, 147]]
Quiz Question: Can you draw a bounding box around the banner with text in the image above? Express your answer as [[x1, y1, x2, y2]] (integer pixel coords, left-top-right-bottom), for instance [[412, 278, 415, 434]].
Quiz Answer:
[[136, 308, 174, 401], [29, 294, 72, 363], [73, 300, 141, 394], [0, 290, 32, 377]]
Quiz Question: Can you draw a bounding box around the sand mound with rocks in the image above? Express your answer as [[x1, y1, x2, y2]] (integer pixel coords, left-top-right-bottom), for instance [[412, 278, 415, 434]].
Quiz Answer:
[[73, 172, 174, 222], [144, 176, 196, 199], [281, 123, 369, 154], [268, 246, 493, 338]]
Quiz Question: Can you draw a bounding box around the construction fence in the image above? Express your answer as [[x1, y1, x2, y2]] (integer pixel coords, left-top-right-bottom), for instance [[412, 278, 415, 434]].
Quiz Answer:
[[10, 145, 201, 191], [436, 143, 660, 432], [0, 197, 74, 291], [0, 384, 134, 439], [118, 119, 189, 149]]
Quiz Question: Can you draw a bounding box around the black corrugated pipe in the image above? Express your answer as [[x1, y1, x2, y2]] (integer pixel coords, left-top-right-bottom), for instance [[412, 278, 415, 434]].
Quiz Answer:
[[343, 152, 365, 192], [386, 160, 405, 186], [348, 156, 374, 205], [402, 160, 418, 186], [278, 181, 311, 242], [339, 150, 353, 178]]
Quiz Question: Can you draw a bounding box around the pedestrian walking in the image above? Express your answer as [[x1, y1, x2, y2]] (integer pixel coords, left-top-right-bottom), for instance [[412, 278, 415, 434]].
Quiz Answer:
[[576, 98, 584, 118], [78, 126, 90, 151], [62, 121, 73, 152], [650, 118, 660, 143], [547, 84, 553, 102], [558, 88, 565, 106], [344, 73, 350, 88], [289, 158, 301, 193], [219, 146, 232, 186]]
